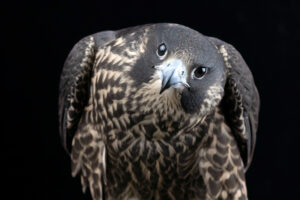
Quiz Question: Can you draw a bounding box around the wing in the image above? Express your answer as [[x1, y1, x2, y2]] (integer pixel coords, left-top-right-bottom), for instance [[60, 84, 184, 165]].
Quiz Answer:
[[58, 31, 116, 200], [207, 37, 260, 171], [199, 109, 248, 199], [58, 31, 116, 153]]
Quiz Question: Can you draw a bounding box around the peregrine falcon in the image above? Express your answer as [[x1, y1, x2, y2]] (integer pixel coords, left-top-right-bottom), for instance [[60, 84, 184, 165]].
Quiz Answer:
[[59, 23, 260, 200]]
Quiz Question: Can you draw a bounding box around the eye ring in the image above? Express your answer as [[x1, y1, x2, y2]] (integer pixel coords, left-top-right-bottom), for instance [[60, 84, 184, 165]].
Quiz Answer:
[[156, 43, 167, 59], [192, 66, 208, 79]]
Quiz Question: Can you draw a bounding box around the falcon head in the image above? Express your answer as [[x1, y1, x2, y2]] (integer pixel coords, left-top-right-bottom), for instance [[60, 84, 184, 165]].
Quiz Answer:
[[125, 24, 226, 117]]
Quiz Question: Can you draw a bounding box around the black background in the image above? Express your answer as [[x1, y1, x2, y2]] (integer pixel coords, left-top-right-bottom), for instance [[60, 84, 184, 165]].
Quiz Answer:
[[3, 0, 300, 199]]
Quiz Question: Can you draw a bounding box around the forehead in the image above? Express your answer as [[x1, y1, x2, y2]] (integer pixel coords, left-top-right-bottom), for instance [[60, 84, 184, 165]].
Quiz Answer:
[[117, 23, 205, 45], [151, 24, 215, 56], [153, 24, 202, 41], [152, 24, 220, 65], [114, 23, 220, 67]]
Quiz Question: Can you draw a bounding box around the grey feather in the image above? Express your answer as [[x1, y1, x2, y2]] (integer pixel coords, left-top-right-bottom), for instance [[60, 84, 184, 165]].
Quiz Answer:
[[207, 36, 260, 170], [58, 31, 116, 153]]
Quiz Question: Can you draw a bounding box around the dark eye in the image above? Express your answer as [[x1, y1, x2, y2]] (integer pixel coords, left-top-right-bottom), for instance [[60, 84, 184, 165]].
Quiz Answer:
[[157, 43, 167, 58], [192, 66, 207, 79]]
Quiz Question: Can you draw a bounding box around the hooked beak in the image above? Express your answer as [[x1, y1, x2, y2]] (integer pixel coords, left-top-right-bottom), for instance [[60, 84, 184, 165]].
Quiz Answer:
[[155, 59, 190, 94]]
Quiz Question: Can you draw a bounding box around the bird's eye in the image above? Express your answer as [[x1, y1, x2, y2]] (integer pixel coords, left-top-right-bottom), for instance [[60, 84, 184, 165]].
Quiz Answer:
[[192, 66, 207, 79], [157, 43, 167, 58]]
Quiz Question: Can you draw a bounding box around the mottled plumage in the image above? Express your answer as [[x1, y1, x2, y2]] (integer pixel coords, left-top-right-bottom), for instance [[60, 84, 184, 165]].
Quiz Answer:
[[59, 23, 259, 200]]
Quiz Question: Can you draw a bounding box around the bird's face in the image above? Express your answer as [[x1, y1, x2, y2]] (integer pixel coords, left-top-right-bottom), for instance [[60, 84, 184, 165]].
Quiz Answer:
[[127, 24, 226, 116]]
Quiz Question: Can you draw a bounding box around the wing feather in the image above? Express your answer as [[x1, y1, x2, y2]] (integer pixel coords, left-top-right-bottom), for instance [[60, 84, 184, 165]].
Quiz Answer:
[[58, 31, 116, 153], [207, 36, 260, 170], [58, 31, 116, 200]]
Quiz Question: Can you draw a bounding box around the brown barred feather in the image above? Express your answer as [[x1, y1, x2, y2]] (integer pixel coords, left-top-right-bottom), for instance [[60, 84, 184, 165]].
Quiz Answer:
[[59, 24, 259, 200]]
